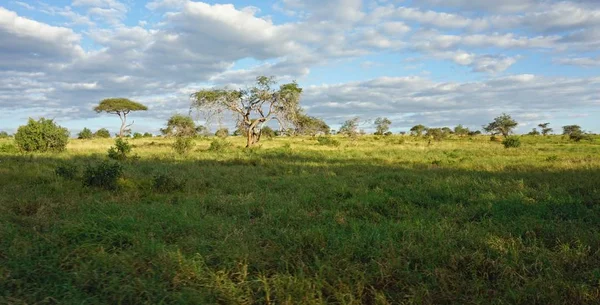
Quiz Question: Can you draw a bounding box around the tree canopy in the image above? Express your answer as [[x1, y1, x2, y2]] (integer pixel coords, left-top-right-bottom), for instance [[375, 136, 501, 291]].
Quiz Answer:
[[296, 115, 330, 136], [339, 117, 360, 138], [94, 98, 148, 137], [483, 114, 518, 137], [191, 76, 303, 147], [374, 117, 392, 135], [161, 114, 196, 137], [410, 124, 427, 136]]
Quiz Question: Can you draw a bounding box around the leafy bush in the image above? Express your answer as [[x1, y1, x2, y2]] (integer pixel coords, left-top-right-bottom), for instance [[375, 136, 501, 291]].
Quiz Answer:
[[569, 131, 592, 142], [132, 132, 143, 139], [209, 139, 232, 151], [0, 131, 9, 138], [78, 128, 93, 139], [55, 163, 79, 180], [316, 136, 341, 147], [383, 131, 393, 136], [107, 138, 132, 161], [0, 143, 19, 154], [83, 161, 123, 190], [502, 136, 521, 148], [262, 126, 276, 139], [215, 128, 229, 138], [152, 173, 186, 193], [94, 128, 111, 138], [14, 118, 69, 152], [172, 137, 195, 155], [143, 132, 153, 138]]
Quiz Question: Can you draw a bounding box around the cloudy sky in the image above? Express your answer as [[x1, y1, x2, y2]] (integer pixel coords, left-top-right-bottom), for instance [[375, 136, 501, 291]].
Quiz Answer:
[[1, 0, 599, 135]]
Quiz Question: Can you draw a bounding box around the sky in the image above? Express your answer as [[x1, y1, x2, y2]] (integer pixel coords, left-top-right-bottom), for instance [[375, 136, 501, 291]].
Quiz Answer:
[[0, 0, 599, 135]]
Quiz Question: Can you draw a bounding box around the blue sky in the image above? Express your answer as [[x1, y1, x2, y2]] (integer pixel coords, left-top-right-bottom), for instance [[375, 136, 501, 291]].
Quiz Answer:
[[0, 0, 599, 135]]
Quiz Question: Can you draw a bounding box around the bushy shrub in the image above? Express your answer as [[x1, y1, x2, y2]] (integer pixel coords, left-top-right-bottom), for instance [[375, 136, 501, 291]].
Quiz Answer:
[[261, 126, 276, 139], [132, 132, 143, 139], [14, 118, 69, 152], [83, 161, 123, 190], [0, 143, 19, 154], [569, 131, 592, 142], [143, 132, 153, 138], [152, 173, 186, 193], [215, 128, 229, 138], [172, 137, 195, 155], [107, 138, 132, 161], [502, 136, 521, 148], [383, 131, 393, 136], [0, 131, 9, 138], [94, 128, 111, 138], [209, 139, 232, 151], [316, 136, 341, 147], [78, 128, 93, 139], [55, 163, 79, 180]]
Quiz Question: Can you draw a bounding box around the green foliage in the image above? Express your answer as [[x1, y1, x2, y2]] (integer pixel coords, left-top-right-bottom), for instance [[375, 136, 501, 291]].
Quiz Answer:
[[502, 136, 522, 148], [410, 124, 427, 136], [14, 118, 69, 152], [83, 160, 123, 190], [0, 143, 19, 154], [209, 139, 232, 151], [78, 128, 93, 139], [0, 131, 9, 138], [94, 98, 148, 113], [538, 123, 553, 136], [162, 115, 196, 137], [316, 136, 341, 147], [94, 128, 111, 138], [108, 138, 132, 160], [55, 163, 79, 180], [339, 117, 360, 138], [152, 173, 186, 193], [528, 128, 541, 136], [261, 126, 276, 139], [132, 132, 143, 139], [454, 124, 470, 136], [143, 132, 153, 138], [425, 128, 446, 141], [215, 128, 229, 138], [172, 137, 195, 155], [374, 117, 392, 135], [484, 113, 518, 137], [296, 115, 330, 136]]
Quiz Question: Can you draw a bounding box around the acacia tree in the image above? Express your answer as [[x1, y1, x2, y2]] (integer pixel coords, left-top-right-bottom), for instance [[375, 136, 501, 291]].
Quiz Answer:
[[483, 114, 518, 137], [538, 123, 553, 136], [191, 76, 302, 147], [161, 114, 196, 137], [94, 98, 148, 137], [374, 117, 392, 135], [339, 117, 360, 138], [410, 124, 427, 136]]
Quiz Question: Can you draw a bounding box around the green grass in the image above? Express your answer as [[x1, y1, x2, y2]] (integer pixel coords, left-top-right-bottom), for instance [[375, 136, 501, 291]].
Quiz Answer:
[[1, 135, 599, 304]]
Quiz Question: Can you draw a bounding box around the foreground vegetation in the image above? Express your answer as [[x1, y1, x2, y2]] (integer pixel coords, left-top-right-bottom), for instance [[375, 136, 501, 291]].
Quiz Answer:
[[1, 135, 600, 304]]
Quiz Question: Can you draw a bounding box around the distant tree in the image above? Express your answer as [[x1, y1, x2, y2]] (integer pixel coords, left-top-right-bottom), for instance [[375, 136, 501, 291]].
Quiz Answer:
[[296, 115, 330, 136], [374, 117, 392, 135], [132, 132, 143, 139], [143, 132, 153, 138], [441, 127, 453, 135], [563, 125, 591, 142], [339, 117, 360, 138], [399, 131, 407, 135], [410, 124, 427, 137], [468, 130, 482, 136], [14, 118, 69, 152], [0, 131, 10, 138], [454, 124, 470, 137], [195, 125, 209, 137], [215, 128, 229, 138], [162, 115, 196, 137], [538, 123, 553, 136], [191, 76, 302, 147], [425, 128, 446, 141], [262, 126, 276, 139], [94, 98, 148, 137], [528, 128, 540, 136], [94, 128, 111, 138], [483, 114, 518, 137], [78, 128, 93, 139]]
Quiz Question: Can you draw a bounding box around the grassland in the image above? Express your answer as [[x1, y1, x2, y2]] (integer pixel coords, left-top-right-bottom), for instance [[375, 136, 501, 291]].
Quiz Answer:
[[1, 135, 599, 304]]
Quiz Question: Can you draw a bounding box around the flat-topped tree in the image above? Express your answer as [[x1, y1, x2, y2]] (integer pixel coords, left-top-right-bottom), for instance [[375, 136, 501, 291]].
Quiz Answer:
[[191, 76, 302, 147], [94, 98, 148, 137]]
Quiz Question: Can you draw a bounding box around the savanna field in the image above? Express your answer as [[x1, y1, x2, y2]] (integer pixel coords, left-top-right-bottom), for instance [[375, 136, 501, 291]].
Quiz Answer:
[[1, 135, 600, 304]]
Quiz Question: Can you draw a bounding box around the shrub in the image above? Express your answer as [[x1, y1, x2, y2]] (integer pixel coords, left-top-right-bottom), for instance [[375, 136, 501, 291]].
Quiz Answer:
[[132, 132, 143, 139], [316, 136, 341, 147], [143, 132, 153, 138], [0, 131, 9, 138], [107, 138, 132, 161], [383, 131, 393, 136], [215, 128, 229, 138], [569, 131, 592, 142], [172, 137, 195, 155], [55, 163, 79, 180], [14, 118, 69, 152], [209, 139, 232, 152], [502, 136, 521, 148], [83, 161, 123, 190], [262, 126, 276, 139], [0, 143, 19, 154], [78, 128, 93, 139], [152, 173, 186, 193], [94, 128, 111, 138]]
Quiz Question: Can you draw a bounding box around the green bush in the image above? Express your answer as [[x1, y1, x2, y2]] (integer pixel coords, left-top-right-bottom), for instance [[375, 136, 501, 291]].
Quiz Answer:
[[215, 128, 229, 138], [55, 163, 79, 180], [569, 131, 592, 142], [78, 128, 93, 139], [152, 173, 186, 193], [143, 132, 153, 138], [132, 132, 143, 139], [502, 136, 521, 148], [108, 138, 132, 161], [172, 137, 195, 155], [261, 126, 276, 139], [316, 136, 341, 147], [0, 143, 19, 154], [94, 128, 111, 138], [0, 131, 9, 138], [209, 139, 232, 152], [14, 118, 69, 152], [83, 161, 123, 190]]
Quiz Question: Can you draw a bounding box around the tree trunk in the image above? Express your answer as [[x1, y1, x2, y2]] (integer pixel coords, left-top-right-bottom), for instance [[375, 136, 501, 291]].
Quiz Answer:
[[245, 118, 265, 147], [119, 113, 127, 138]]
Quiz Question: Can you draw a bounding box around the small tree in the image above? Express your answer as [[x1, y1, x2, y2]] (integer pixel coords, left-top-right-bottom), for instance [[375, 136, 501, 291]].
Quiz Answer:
[[410, 124, 427, 137], [339, 117, 360, 138], [215, 128, 229, 138], [528, 128, 540, 136], [143, 132, 153, 138], [296, 115, 330, 136], [538, 123, 553, 136], [191, 76, 302, 147], [94, 98, 148, 137], [483, 113, 518, 137], [562, 125, 591, 142], [14, 118, 69, 152], [262, 126, 276, 139], [425, 128, 446, 141], [454, 124, 470, 137], [0, 131, 10, 138], [94, 128, 111, 138], [132, 132, 143, 139], [441, 127, 453, 135], [374, 117, 392, 135], [162, 114, 196, 137], [78, 128, 93, 139]]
